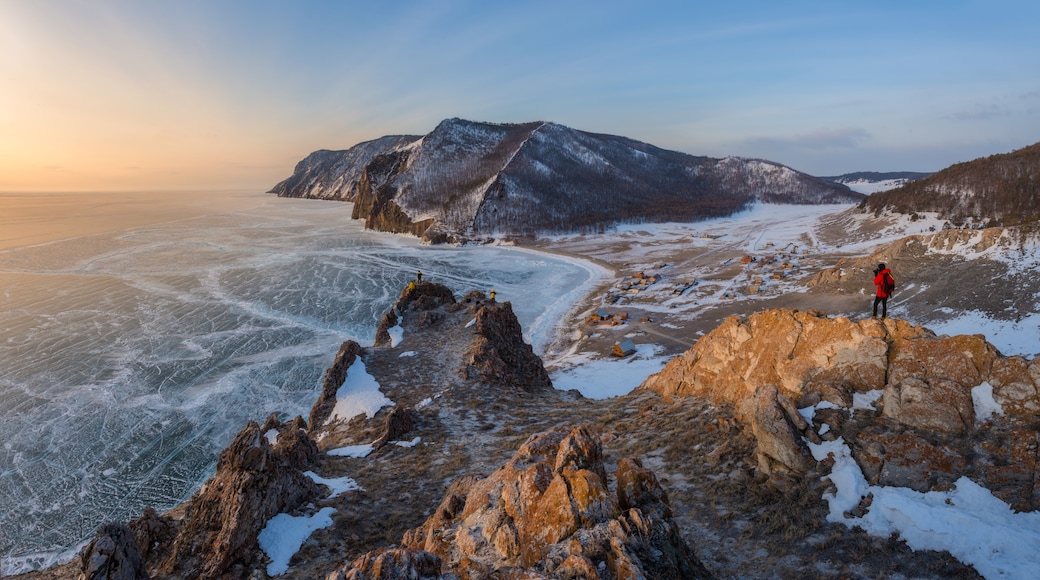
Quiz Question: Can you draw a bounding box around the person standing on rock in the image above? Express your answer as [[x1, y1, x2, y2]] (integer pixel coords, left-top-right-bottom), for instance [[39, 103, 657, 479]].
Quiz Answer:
[[417, 270, 422, 283], [873, 263, 894, 319]]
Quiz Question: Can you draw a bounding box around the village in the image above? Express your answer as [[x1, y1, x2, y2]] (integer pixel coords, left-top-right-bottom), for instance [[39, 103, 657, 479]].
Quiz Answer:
[[576, 231, 825, 359]]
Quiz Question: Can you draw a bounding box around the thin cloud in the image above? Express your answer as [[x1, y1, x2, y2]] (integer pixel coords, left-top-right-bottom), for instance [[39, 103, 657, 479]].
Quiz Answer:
[[743, 127, 871, 151]]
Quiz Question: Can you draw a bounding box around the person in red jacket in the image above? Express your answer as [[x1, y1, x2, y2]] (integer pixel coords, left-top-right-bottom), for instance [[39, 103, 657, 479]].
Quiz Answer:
[[873, 263, 893, 318]]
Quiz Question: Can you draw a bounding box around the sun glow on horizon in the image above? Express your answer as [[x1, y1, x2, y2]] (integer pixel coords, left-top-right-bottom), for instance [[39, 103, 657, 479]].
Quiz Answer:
[[2, 1, 1038, 191]]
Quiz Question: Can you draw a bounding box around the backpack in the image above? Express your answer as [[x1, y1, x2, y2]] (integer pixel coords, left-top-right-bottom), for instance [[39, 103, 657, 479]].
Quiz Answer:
[[883, 273, 895, 295]]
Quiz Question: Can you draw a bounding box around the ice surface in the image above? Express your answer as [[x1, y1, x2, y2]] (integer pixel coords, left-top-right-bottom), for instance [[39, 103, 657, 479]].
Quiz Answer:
[[257, 507, 336, 576], [0, 197, 597, 574]]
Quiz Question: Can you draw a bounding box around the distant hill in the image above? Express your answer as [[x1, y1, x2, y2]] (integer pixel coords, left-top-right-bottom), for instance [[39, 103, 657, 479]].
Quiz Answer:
[[271, 118, 862, 242], [818, 171, 932, 195], [859, 142, 1040, 226]]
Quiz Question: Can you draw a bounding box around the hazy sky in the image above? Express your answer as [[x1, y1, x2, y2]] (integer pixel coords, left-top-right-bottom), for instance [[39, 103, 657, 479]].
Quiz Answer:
[[2, 0, 1038, 191]]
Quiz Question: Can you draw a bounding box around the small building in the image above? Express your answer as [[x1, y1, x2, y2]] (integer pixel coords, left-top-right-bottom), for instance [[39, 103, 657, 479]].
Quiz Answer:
[[613, 339, 637, 357]]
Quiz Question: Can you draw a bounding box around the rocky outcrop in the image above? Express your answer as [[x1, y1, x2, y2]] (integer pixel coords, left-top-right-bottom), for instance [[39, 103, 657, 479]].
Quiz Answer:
[[642, 308, 1040, 507], [310, 340, 364, 429], [372, 405, 417, 450], [459, 291, 553, 391], [158, 417, 320, 580], [750, 385, 815, 487], [374, 281, 458, 347], [324, 549, 444, 580], [78, 522, 149, 580], [398, 426, 713, 579], [126, 507, 175, 570], [642, 309, 929, 412]]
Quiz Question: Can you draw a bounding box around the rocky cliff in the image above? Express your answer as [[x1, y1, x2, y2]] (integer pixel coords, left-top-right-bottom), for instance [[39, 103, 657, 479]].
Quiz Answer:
[[643, 308, 1040, 505], [268, 135, 420, 201], [271, 118, 862, 242], [51, 293, 1028, 579]]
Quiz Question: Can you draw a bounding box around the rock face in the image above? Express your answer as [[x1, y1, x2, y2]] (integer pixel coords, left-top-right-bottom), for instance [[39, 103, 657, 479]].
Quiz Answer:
[[398, 426, 713, 579], [642, 308, 1040, 507], [159, 417, 320, 580], [78, 522, 149, 580], [272, 118, 861, 242], [459, 291, 552, 391], [268, 135, 421, 200]]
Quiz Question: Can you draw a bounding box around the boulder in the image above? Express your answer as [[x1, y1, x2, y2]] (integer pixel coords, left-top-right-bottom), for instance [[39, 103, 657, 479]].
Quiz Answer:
[[882, 377, 974, 434], [748, 385, 812, 482], [78, 521, 149, 580]]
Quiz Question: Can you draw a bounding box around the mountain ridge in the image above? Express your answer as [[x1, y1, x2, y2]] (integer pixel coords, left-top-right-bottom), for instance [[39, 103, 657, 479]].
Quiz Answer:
[[858, 141, 1040, 226], [271, 118, 862, 242]]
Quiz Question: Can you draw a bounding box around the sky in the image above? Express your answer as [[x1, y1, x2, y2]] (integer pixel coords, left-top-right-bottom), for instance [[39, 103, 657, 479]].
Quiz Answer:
[[1, 0, 1038, 192]]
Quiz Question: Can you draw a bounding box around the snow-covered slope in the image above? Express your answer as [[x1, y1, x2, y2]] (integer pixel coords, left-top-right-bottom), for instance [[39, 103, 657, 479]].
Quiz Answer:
[[817, 171, 932, 195], [272, 118, 863, 241]]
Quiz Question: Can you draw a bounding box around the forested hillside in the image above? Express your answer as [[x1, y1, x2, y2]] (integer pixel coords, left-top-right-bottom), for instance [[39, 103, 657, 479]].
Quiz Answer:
[[860, 142, 1040, 226]]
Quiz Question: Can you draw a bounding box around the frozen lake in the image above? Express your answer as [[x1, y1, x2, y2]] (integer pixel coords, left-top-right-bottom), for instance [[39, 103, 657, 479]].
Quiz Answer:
[[0, 195, 601, 574]]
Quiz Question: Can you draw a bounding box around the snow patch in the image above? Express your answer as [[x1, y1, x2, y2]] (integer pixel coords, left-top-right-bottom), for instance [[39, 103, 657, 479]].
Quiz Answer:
[[264, 429, 279, 445], [328, 358, 393, 423], [929, 311, 1040, 357], [304, 470, 362, 498], [258, 507, 336, 576], [387, 324, 404, 347], [972, 382, 1005, 422], [550, 343, 669, 399], [852, 390, 883, 413], [807, 437, 1040, 579], [327, 444, 374, 458]]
